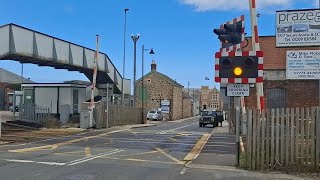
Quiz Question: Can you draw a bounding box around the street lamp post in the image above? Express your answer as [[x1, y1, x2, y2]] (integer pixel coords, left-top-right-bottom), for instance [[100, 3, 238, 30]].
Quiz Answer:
[[121, 8, 129, 106], [131, 34, 140, 107], [142, 45, 155, 123]]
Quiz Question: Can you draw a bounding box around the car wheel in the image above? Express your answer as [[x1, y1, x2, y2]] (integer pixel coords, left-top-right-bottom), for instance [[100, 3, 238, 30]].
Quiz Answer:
[[203, 124, 206, 127], [199, 123, 202, 127]]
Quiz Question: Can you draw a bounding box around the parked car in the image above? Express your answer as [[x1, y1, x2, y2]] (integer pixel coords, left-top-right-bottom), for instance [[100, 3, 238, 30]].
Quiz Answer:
[[199, 109, 219, 127], [147, 110, 163, 121]]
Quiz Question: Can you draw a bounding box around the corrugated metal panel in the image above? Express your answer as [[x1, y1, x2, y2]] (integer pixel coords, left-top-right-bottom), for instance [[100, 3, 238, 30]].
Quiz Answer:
[[59, 87, 72, 114], [35, 87, 58, 114]]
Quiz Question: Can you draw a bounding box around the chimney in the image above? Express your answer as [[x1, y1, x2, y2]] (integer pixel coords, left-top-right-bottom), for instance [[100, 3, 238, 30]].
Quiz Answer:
[[151, 60, 157, 71]]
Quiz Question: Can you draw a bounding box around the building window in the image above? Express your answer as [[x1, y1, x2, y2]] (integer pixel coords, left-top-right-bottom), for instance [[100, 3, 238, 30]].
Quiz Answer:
[[147, 79, 152, 83]]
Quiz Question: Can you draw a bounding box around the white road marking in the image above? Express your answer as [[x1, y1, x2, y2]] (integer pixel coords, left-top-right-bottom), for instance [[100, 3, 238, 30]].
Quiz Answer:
[[67, 149, 124, 166], [157, 123, 196, 135], [180, 167, 187, 175], [4, 159, 66, 166]]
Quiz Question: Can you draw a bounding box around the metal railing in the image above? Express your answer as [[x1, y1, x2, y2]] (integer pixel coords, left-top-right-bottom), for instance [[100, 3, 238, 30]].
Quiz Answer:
[[18, 103, 51, 125]]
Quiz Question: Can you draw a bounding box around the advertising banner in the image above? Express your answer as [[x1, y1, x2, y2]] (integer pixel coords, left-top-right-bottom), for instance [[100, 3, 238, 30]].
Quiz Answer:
[[286, 50, 320, 79], [276, 9, 320, 47]]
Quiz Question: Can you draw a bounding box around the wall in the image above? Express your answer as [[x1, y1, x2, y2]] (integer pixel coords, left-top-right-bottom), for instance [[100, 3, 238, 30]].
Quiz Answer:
[[244, 36, 319, 109], [135, 72, 174, 112], [182, 98, 192, 118], [244, 36, 319, 70], [0, 82, 15, 111], [172, 86, 183, 120], [35, 87, 58, 114]]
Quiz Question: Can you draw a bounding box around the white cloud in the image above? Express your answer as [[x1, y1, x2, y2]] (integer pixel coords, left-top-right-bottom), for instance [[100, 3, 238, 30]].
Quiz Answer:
[[179, 0, 293, 12]]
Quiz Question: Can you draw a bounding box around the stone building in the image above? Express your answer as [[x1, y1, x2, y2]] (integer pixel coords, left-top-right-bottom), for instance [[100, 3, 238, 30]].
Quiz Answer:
[[183, 88, 201, 116], [135, 61, 192, 120], [242, 36, 319, 109], [200, 86, 221, 111]]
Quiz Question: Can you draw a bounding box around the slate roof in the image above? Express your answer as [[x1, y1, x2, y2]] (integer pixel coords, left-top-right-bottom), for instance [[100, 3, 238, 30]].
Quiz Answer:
[[136, 70, 184, 88], [0, 68, 34, 84]]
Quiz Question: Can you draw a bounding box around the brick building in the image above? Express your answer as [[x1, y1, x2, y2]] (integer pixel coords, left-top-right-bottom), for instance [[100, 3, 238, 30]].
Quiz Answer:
[[200, 86, 221, 111], [135, 61, 192, 120], [0, 68, 33, 110], [243, 36, 319, 109]]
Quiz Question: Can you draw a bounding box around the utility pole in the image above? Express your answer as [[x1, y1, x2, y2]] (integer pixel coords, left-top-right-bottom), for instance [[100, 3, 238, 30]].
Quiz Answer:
[[121, 8, 129, 106], [142, 44, 145, 123], [131, 34, 140, 107]]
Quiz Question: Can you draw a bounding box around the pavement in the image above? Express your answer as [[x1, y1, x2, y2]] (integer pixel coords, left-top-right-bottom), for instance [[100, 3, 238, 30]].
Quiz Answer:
[[0, 117, 312, 180], [0, 111, 16, 122], [191, 120, 236, 166]]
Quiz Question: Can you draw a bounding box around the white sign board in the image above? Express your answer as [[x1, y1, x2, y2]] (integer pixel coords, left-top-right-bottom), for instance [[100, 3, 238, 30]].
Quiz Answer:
[[276, 9, 320, 47], [286, 50, 320, 79], [227, 84, 249, 97], [161, 100, 170, 106], [161, 100, 170, 114]]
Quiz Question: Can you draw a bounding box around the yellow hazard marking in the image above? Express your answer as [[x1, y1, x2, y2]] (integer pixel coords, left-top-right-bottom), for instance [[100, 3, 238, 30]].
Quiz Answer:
[[155, 148, 184, 164], [8, 129, 126, 153], [85, 147, 92, 157], [183, 133, 210, 161]]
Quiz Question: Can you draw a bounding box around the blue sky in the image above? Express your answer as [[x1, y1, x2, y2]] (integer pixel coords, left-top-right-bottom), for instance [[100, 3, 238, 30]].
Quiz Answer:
[[0, 0, 318, 89]]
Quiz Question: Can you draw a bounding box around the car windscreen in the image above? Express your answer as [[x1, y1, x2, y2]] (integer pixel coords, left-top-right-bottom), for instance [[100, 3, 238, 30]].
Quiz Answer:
[[149, 111, 156, 114], [201, 111, 217, 116]]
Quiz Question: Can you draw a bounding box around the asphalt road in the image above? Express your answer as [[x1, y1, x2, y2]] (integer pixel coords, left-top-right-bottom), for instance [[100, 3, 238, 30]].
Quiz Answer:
[[0, 118, 305, 180], [0, 117, 214, 180]]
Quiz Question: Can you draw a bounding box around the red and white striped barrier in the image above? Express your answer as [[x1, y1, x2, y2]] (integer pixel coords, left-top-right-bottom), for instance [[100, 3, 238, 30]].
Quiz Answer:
[[249, 0, 265, 111]]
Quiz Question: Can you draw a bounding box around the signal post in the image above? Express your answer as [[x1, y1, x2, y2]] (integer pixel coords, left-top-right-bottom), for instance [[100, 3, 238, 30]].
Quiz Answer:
[[213, 15, 264, 166]]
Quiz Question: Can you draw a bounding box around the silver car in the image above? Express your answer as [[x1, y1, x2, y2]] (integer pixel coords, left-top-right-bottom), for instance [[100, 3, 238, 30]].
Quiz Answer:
[[147, 110, 163, 121]]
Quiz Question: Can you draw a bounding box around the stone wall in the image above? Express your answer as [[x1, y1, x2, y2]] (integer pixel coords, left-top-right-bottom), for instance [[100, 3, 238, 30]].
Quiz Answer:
[[182, 98, 192, 118], [172, 86, 183, 120]]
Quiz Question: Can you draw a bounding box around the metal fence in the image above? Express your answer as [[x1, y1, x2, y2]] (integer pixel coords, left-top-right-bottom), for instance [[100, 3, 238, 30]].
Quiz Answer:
[[245, 107, 320, 172], [19, 103, 51, 125]]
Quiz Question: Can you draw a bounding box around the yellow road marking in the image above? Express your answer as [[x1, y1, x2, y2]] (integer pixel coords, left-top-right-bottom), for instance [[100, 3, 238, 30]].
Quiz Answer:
[[155, 148, 184, 164], [177, 132, 192, 136], [8, 129, 126, 153], [51, 145, 58, 150], [85, 147, 92, 157], [169, 137, 179, 142], [240, 136, 245, 153], [127, 129, 137, 136], [104, 157, 181, 165], [183, 133, 210, 161]]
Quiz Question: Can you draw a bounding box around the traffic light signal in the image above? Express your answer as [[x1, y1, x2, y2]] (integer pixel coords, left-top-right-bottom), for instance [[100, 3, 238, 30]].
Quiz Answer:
[[215, 51, 263, 83], [213, 15, 245, 51]]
